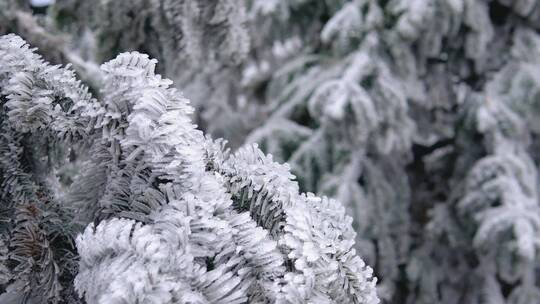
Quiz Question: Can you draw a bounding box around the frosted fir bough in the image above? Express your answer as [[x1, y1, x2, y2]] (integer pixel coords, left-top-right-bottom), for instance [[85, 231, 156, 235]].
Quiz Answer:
[[50, 0, 254, 147], [0, 34, 378, 304]]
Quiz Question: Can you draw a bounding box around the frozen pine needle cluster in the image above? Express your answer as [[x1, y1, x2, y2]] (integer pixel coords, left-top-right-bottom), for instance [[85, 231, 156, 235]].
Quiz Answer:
[[0, 34, 378, 304]]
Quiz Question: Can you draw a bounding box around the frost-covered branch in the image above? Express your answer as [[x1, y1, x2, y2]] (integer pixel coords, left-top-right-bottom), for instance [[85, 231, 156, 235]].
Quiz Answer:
[[0, 34, 379, 304]]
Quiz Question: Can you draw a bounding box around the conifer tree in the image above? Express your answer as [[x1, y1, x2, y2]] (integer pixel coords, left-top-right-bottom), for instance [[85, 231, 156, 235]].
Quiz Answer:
[[4, 0, 540, 303], [241, 0, 540, 302]]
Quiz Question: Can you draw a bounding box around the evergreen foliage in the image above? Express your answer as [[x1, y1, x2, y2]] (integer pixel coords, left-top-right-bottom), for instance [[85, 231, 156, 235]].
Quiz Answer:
[[0, 34, 378, 304], [3, 0, 540, 303]]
